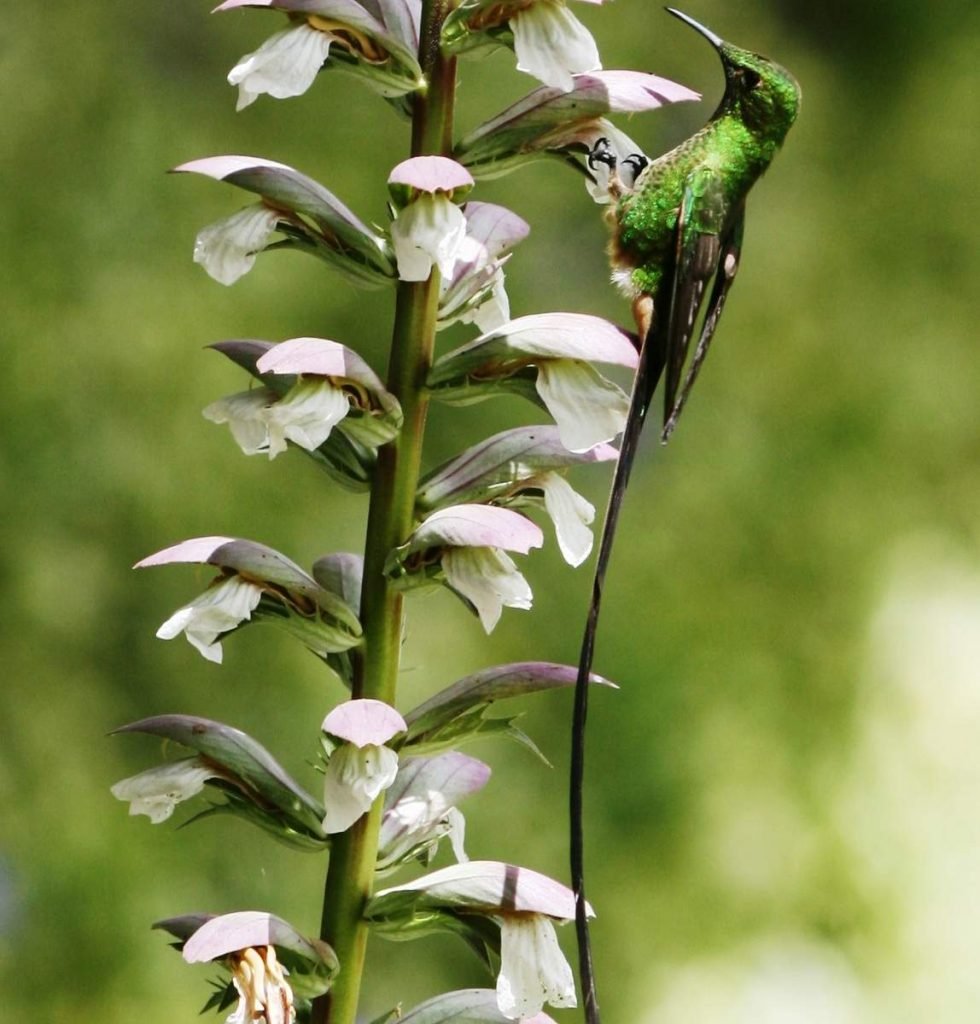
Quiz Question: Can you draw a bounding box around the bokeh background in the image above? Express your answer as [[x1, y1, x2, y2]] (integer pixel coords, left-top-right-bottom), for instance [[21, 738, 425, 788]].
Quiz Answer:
[[3, 1, 978, 1020]]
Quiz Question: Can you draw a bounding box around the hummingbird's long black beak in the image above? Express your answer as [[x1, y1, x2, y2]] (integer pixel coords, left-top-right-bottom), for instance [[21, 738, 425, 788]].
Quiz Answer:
[[665, 8, 724, 49]]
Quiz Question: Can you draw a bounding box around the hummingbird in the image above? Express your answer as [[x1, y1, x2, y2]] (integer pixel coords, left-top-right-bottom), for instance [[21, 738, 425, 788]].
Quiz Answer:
[[570, 10, 801, 1022]]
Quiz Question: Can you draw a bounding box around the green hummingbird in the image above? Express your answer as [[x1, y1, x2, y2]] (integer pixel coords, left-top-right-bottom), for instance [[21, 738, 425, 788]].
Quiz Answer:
[[570, 10, 801, 1021]]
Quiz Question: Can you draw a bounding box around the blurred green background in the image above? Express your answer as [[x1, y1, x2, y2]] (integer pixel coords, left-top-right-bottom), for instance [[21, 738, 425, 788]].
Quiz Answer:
[[3, 2, 979, 1021]]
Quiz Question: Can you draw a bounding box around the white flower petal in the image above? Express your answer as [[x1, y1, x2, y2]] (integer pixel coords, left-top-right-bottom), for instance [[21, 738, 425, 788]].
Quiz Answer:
[[511, 0, 601, 92], [445, 806, 469, 863], [497, 914, 577, 1019], [193, 205, 280, 286], [266, 379, 351, 455], [156, 575, 263, 663], [535, 359, 630, 452], [228, 23, 334, 111], [391, 195, 468, 282], [537, 472, 595, 566], [472, 268, 512, 332], [203, 389, 276, 456], [111, 757, 217, 824], [443, 546, 533, 633], [322, 743, 399, 834]]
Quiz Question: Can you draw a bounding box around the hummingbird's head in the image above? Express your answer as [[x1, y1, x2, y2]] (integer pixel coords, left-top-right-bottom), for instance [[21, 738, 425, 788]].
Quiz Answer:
[[666, 9, 801, 145]]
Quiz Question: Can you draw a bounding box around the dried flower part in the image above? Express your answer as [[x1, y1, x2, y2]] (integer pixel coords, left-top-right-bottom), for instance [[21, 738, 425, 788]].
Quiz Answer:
[[226, 945, 296, 1024]]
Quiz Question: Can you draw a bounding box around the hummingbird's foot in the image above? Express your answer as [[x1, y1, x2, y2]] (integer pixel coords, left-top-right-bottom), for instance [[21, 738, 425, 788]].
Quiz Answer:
[[588, 137, 628, 199]]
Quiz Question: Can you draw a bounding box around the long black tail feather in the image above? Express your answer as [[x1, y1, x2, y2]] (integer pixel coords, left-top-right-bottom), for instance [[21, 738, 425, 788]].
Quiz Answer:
[[571, 331, 666, 1024]]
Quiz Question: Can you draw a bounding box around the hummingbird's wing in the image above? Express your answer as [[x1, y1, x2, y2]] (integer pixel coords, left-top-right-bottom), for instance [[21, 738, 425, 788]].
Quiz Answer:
[[661, 169, 730, 433], [662, 206, 744, 441]]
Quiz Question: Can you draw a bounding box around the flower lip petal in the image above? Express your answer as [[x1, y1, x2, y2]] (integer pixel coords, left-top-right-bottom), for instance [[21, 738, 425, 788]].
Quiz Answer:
[[412, 505, 544, 554], [388, 155, 474, 194], [322, 698, 407, 746]]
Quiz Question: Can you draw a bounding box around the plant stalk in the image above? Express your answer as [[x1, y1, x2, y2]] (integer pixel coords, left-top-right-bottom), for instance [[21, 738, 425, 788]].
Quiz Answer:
[[311, 2, 456, 1021]]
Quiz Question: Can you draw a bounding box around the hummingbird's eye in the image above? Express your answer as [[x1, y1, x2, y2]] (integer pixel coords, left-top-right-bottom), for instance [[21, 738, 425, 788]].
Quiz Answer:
[[742, 68, 762, 89]]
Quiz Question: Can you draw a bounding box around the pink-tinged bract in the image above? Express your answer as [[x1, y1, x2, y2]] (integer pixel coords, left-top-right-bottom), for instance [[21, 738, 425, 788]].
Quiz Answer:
[[256, 337, 350, 377], [173, 155, 293, 180], [413, 505, 544, 554], [322, 698, 407, 746], [373, 860, 593, 920], [389, 155, 474, 193], [134, 536, 236, 568]]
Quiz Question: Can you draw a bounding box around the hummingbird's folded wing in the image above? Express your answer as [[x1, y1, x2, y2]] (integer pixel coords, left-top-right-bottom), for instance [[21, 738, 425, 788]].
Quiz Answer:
[[662, 205, 744, 441], [662, 169, 731, 435]]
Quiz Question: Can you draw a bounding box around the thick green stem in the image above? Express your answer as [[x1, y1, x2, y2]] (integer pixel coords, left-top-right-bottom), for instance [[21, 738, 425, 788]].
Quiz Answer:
[[311, 3, 456, 1022]]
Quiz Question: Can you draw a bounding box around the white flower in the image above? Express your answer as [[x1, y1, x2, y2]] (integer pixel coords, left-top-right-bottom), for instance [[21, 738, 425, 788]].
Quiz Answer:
[[204, 380, 352, 459], [228, 22, 334, 111], [512, 0, 601, 92], [497, 914, 577, 1019], [390, 194, 468, 282], [322, 743, 400, 834], [266, 379, 351, 453], [110, 757, 217, 824], [535, 358, 630, 452], [193, 204, 280, 285], [202, 389, 276, 455], [156, 574, 263, 664], [442, 546, 533, 633], [381, 794, 469, 867], [535, 472, 595, 566]]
